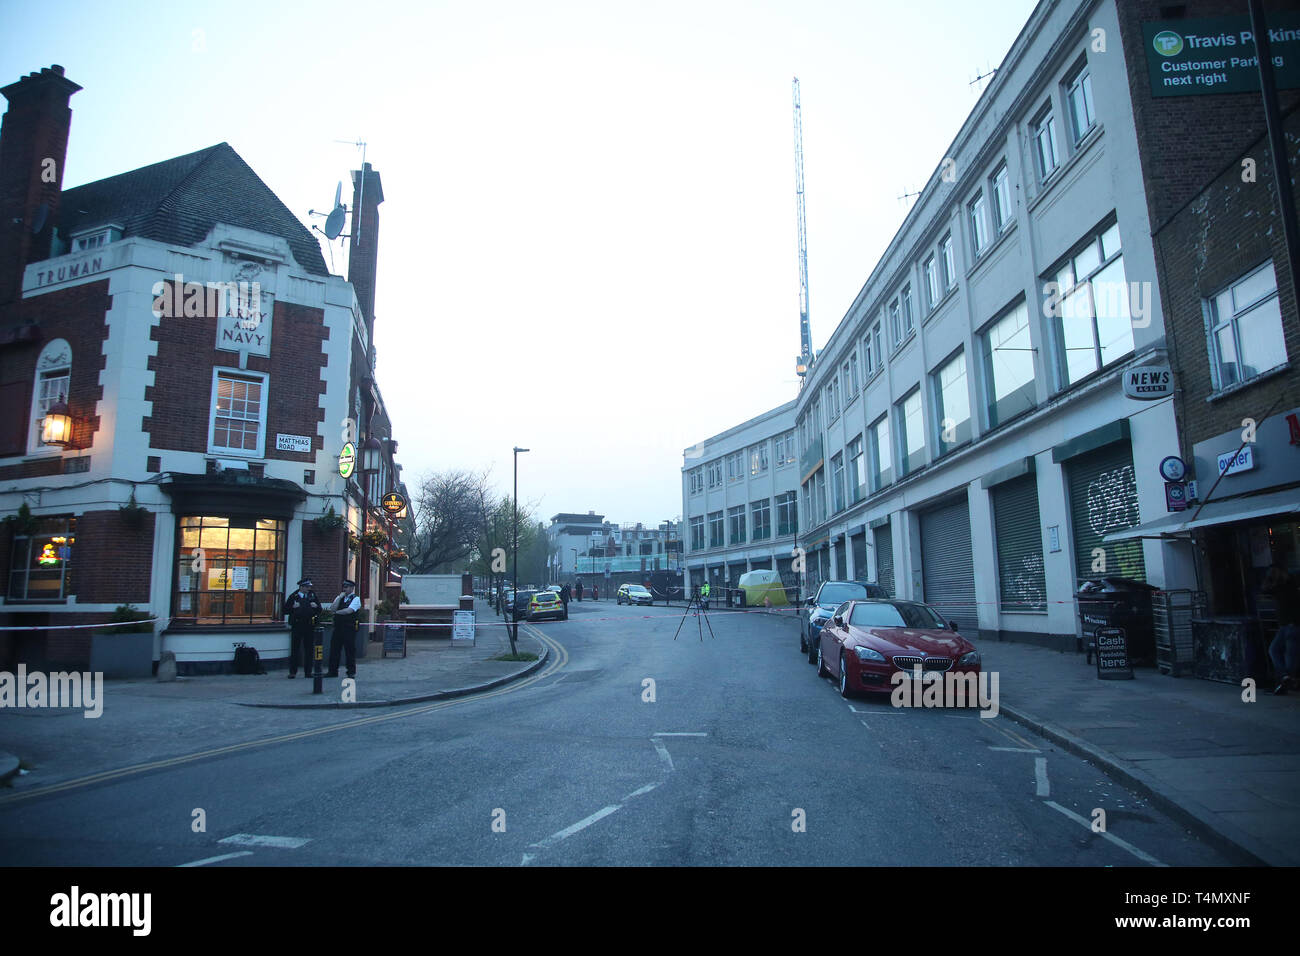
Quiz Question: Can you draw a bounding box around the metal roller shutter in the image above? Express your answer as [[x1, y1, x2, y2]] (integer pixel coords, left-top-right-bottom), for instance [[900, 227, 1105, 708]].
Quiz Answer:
[[920, 495, 979, 636], [873, 525, 894, 596], [851, 533, 868, 581], [992, 474, 1046, 611], [1067, 442, 1146, 585]]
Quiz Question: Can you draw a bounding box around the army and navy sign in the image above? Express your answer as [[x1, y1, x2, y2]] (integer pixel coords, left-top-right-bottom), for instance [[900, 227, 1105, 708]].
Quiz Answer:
[[1143, 15, 1300, 97]]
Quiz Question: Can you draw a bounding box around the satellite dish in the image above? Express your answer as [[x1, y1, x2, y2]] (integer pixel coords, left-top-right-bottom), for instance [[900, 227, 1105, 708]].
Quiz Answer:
[[31, 202, 49, 234], [324, 205, 346, 240]]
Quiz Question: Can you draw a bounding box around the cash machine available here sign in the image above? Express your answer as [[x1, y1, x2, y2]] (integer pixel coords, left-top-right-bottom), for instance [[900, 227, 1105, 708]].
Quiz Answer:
[[1143, 14, 1300, 97]]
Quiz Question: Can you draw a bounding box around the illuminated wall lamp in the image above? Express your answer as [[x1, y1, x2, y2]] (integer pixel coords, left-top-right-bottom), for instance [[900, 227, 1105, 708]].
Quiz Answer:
[[41, 396, 74, 447]]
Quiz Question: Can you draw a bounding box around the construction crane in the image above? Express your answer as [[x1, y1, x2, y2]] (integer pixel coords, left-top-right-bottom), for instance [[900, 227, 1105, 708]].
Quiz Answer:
[[793, 77, 812, 378]]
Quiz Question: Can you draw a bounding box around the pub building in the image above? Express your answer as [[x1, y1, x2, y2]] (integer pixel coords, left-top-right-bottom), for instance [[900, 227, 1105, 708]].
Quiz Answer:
[[0, 65, 408, 674]]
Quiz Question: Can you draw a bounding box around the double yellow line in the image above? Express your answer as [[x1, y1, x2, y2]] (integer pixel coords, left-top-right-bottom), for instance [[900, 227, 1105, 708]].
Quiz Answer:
[[0, 626, 568, 807]]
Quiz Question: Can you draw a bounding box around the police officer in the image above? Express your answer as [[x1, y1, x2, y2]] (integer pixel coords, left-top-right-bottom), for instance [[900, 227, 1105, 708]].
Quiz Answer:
[[699, 581, 711, 609], [327, 578, 362, 679], [284, 577, 321, 678]]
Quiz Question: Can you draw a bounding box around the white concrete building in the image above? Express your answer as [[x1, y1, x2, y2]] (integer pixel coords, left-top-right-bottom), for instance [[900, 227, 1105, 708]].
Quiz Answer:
[[790, 0, 1190, 644], [681, 399, 802, 600]]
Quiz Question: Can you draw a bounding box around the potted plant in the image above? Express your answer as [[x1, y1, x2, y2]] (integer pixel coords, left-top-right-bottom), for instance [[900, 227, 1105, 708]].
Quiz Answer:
[[347, 531, 361, 553], [118, 492, 148, 529], [315, 506, 345, 532], [363, 528, 388, 549], [3, 502, 39, 536]]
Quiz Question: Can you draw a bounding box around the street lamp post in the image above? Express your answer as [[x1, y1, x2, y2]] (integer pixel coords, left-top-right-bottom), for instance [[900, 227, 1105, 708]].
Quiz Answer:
[[511, 446, 529, 655]]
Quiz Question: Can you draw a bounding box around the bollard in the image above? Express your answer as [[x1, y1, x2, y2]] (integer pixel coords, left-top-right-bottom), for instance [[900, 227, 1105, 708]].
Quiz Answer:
[[312, 626, 324, 695]]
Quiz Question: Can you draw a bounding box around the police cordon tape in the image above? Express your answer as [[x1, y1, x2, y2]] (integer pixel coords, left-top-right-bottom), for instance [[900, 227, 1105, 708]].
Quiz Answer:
[[0, 618, 162, 631]]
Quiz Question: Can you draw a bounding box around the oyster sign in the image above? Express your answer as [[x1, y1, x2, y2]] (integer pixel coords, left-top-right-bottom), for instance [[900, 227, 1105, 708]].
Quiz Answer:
[[1122, 364, 1173, 400]]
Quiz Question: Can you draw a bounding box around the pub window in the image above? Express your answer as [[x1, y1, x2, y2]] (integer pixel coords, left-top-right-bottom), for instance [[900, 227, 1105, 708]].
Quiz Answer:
[[29, 338, 72, 454], [6, 516, 76, 602], [1206, 261, 1287, 391], [172, 516, 287, 625], [209, 369, 267, 457]]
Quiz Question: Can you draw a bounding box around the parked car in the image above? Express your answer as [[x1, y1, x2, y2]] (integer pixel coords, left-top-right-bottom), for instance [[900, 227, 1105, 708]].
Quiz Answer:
[[801, 580, 889, 661], [507, 589, 535, 620], [617, 584, 654, 606], [815, 599, 979, 698], [529, 589, 567, 621]]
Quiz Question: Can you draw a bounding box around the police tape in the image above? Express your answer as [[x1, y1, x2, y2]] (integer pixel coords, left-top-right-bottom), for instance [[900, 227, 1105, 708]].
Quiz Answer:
[[0, 618, 161, 631]]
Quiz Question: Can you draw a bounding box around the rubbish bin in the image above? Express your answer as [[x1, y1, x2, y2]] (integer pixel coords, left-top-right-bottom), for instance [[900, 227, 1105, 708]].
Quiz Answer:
[[1077, 577, 1159, 666]]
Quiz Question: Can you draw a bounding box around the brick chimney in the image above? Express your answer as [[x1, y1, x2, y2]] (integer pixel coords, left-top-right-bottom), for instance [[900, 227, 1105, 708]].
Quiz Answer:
[[347, 162, 384, 342], [0, 65, 81, 306]]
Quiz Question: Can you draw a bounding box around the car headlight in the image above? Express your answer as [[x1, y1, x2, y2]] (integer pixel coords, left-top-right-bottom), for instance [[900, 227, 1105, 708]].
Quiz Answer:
[[854, 645, 885, 663], [959, 650, 980, 666]]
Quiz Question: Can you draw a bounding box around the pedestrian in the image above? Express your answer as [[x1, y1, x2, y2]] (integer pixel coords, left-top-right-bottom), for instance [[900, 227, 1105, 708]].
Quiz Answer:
[[576, 580, 584, 602], [284, 578, 321, 678], [560, 582, 571, 612], [593, 583, 599, 601], [1262, 564, 1300, 695], [327, 578, 362, 679]]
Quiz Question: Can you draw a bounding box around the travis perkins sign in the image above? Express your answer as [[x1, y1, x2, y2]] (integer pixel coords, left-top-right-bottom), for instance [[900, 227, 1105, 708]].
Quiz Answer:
[[1143, 15, 1300, 97], [1122, 364, 1173, 400]]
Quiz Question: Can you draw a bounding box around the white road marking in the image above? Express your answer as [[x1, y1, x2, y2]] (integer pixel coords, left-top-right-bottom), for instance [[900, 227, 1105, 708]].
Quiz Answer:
[[623, 782, 659, 800], [177, 851, 254, 867], [989, 746, 1041, 753], [218, 833, 311, 849], [651, 732, 708, 737], [652, 738, 675, 772], [529, 805, 621, 850], [1035, 758, 1050, 797], [1045, 800, 1168, 867]]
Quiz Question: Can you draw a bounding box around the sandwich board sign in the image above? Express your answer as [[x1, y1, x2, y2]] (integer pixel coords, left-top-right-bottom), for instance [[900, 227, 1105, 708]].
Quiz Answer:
[[452, 610, 475, 645], [1095, 626, 1134, 680]]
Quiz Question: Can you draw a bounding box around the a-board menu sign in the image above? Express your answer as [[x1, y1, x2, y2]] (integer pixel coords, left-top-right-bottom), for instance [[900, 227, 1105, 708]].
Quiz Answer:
[[382, 623, 407, 659], [452, 610, 475, 643], [1095, 626, 1134, 680]]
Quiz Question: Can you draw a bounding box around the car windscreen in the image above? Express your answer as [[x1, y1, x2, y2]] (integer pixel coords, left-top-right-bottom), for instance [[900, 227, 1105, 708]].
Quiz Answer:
[[818, 583, 870, 605], [849, 602, 947, 629], [628, 586, 649, 594]]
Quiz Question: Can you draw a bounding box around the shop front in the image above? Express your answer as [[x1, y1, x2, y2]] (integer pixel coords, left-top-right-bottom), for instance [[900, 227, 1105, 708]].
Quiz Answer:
[[159, 472, 307, 673], [1105, 408, 1300, 683]]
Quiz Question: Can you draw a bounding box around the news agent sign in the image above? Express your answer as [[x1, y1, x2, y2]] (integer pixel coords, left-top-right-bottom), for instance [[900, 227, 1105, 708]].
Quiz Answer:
[[1095, 626, 1134, 680], [1122, 364, 1173, 400]]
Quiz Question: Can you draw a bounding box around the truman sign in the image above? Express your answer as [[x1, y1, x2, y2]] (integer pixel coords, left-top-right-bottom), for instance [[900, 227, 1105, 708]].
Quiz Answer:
[[1143, 15, 1300, 96]]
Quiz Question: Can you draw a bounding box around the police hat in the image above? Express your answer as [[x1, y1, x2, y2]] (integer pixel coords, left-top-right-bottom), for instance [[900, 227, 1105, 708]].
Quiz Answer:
[[343, 578, 356, 587], [297, 578, 312, 587]]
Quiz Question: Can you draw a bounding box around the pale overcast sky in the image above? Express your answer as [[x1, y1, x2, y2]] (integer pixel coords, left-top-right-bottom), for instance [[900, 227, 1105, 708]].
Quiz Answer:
[[2, 0, 1038, 525]]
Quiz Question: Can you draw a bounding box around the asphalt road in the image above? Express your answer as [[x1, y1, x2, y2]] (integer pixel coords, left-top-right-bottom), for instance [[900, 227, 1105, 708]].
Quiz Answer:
[[0, 601, 1240, 866]]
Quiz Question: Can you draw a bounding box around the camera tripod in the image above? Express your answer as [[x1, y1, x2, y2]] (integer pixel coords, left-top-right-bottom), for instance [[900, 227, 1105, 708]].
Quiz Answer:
[[672, 593, 716, 642]]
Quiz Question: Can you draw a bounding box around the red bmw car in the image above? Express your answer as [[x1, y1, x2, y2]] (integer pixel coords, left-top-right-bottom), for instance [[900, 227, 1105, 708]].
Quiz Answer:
[[815, 599, 980, 698]]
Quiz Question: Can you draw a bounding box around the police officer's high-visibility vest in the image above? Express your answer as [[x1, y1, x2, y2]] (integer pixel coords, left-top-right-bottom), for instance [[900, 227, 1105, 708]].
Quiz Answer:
[[700, 583, 710, 598]]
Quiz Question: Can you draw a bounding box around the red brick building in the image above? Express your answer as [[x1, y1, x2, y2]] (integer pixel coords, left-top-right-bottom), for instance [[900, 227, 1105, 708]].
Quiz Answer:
[[0, 66, 409, 674]]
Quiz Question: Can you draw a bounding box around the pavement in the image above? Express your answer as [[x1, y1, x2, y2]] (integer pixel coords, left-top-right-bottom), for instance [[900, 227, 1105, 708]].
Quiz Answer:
[[979, 639, 1300, 868], [1, 597, 1295, 867]]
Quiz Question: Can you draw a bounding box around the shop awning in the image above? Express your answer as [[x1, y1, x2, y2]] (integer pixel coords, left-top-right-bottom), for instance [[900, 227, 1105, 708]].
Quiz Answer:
[[1103, 487, 1300, 542]]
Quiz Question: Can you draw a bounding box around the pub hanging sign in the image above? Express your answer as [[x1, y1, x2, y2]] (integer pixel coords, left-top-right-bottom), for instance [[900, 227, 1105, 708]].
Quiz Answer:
[[338, 442, 356, 479], [381, 492, 407, 516]]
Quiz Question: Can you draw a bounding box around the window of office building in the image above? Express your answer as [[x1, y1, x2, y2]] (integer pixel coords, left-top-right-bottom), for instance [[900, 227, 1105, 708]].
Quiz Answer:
[[728, 505, 746, 545], [969, 192, 989, 257], [776, 491, 798, 536], [869, 415, 892, 491], [775, 430, 796, 466], [708, 511, 724, 548], [897, 389, 925, 477], [831, 452, 845, 513], [924, 255, 940, 311], [707, 460, 722, 488], [749, 442, 769, 476], [991, 163, 1012, 232], [983, 299, 1037, 428], [1050, 221, 1133, 388], [690, 515, 705, 551], [847, 435, 865, 504], [940, 234, 956, 290], [751, 499, 771, 541], [1066, 64, 1095, 144], [1033, 107, 1060, 181], [933, 350, 971, 454], [901, 285, 915, 335]]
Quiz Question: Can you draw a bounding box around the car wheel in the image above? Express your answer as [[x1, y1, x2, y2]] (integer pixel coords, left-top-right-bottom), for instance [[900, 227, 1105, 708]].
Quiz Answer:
[[839, 653, 852, 698], [807, 633, 818, 664], [799, 627, 807, 653], [816, 642, 829, 678]]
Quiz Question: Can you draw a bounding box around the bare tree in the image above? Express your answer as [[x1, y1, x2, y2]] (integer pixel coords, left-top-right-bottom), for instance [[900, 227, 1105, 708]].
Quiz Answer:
[[405, 469, 492, 573]]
